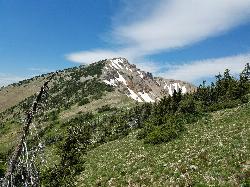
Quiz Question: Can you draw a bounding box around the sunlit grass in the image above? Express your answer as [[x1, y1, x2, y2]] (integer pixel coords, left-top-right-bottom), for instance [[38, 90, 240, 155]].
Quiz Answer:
[[77, 103, 250, 186]]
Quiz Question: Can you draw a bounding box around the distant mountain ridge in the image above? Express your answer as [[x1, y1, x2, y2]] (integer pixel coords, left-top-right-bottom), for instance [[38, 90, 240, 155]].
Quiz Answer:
[[0, 58, 196, 113]]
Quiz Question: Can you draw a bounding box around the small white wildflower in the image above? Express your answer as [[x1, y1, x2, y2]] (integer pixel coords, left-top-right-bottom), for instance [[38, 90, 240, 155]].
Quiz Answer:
[[219, 141, 223, 147], [189, 165, 198, 170], [38, 143, 43, 148]]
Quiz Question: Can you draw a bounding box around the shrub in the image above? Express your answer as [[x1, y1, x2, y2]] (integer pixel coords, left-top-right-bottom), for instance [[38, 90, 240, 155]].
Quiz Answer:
[[144, 121, 185, 144], [41, 120, 93, 186], [78, 98, 90, 106], [138, 115, 186, 144], [178, 96, 196, 114], [97, 105, 112, 113]]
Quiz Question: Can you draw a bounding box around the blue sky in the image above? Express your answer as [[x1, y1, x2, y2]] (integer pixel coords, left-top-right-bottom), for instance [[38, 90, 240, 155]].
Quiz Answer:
[[1, 0, 250, 86]]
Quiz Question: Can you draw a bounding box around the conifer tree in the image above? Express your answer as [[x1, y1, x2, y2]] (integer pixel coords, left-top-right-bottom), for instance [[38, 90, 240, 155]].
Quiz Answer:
[[237, 63, 250, 101]]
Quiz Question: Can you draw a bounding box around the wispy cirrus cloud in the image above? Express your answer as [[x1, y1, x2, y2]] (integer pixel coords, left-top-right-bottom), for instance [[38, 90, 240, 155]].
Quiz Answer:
[[27, 68, 54, 74], [0, 67, 54, 87], [66, 0, 250, 65], [114, 0, 250, 54], [66, 49, 129, 64], [0, 73, 26, 87], [158, 53, 250, 83]]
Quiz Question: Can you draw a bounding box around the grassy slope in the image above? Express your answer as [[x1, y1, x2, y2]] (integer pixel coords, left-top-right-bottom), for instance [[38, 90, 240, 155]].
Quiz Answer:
[[0, 77, 45, 113], [60, 91, 133, 120], [0, 121, 21, 155], [77, 103, 250, 186], [0, 90, 133, 164]]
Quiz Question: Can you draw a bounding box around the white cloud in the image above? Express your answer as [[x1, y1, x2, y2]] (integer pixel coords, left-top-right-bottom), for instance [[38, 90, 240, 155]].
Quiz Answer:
[[28, 68, 53, 73], [66, 49, 127, 64], [0, 68, 54, 87], [158, 53, 250, 82], [136, 60, 163, 73], [0, 73, 26, 87], [66, 0, 250, 64], [115, 0, 250, 54]]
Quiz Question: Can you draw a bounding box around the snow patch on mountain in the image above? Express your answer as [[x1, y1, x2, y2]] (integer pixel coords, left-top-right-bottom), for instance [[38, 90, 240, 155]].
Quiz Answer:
[[138, 92, 155, 102], [127, 88, 143, 102], [103, 79, 117, 86], [182, 86, 187, 93], [164, 83, 187, 96], [101, 58, 196, 103], [116, 72, 127, 85], [137, 71, 144, 79], [111, 59, 123, 69], [111, 62, 120, 70], [166, 85, 173, 96]]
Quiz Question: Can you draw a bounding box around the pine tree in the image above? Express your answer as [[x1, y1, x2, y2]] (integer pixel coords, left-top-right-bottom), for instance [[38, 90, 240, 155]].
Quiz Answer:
[[237, 63, 250, 101], [242, 63, 250, 80], [215, 73, 223, 98], [171, 89, 179, 112]]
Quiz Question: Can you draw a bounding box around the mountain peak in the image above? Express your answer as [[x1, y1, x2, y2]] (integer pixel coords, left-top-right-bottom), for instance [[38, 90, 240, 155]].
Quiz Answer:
[[100, 58, 196, 103], [0, 58, 196, 113]]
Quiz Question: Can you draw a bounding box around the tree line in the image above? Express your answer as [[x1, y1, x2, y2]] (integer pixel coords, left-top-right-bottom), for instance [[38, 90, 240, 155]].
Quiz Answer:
[[41, 64, 250, 186]]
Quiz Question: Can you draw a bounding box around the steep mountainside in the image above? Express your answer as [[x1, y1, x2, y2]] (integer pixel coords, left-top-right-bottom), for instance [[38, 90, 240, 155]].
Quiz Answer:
[[0, 59, 249, 186], [0, 58, 195, 114], [0, 77, 45, 113], [0, 58, 195, 183], [77, 102, 250, 186], [101, 58, 196, 102]]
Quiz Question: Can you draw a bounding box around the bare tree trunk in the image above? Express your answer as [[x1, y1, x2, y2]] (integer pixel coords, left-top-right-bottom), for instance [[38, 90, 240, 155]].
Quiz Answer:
[[3, 73, 56, 186]]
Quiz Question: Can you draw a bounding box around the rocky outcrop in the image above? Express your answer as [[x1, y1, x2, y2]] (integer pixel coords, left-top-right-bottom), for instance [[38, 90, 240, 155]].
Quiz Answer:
[[101, 58, 196, 103]]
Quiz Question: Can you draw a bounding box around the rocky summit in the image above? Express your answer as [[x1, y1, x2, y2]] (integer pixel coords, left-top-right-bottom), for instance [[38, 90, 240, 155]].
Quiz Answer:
[[101, 57, 196, 102]]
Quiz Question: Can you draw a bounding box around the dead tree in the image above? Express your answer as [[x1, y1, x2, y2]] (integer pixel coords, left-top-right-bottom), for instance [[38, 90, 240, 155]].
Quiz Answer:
[[3, 72, 57, 187]]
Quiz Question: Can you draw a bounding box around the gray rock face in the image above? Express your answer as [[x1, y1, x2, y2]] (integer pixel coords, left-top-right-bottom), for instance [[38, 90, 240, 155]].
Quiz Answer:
[[101, 58, 196, 103]]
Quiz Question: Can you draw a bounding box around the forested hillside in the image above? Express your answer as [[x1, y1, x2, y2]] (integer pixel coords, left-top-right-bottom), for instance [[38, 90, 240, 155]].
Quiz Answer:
[[0, 61, 249, 186]]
